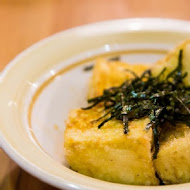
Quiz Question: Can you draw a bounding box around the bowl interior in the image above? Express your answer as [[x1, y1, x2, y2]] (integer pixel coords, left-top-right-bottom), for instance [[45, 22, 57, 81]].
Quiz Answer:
[[28, 44, 169, 165]]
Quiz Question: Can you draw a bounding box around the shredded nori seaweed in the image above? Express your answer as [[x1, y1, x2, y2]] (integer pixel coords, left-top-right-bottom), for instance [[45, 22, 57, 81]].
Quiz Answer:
[[83, 65, 94, 71], [82, 50, 190, 159]]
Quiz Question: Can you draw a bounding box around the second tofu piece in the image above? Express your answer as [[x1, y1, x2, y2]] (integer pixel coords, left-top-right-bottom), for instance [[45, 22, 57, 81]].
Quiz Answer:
[[154, 124, 190, 184], [153, 40, 190, 184]]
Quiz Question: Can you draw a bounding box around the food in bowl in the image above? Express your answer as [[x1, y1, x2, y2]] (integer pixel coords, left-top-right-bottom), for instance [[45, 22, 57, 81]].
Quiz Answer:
[[64, 39, 190, 185]]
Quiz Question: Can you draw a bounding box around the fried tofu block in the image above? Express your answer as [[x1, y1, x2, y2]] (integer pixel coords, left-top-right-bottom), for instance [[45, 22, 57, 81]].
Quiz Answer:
[[64, 60, 159, 185], [152, 39, 190, 85], [153, 40, 190, 184], [64, 107, 158, 185], [154, 124, 190, 184], [88, 59, 149, 98]]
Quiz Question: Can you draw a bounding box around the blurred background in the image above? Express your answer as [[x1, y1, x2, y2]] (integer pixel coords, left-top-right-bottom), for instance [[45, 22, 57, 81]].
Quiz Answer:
[[0, 0, 190, 189]]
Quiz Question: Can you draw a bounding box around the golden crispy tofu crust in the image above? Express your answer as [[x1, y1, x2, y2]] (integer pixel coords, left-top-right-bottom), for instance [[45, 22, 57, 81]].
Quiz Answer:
[[65, 107, 158, 185], [154, 124, 190, 184], [88, 59, 149, 98], [152, 39, 190, 85]]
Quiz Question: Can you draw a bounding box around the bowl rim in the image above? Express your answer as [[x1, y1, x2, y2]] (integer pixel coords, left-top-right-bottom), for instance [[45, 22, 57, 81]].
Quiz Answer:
[[1, 18, 190, 190], [2, 17, 190, 79]]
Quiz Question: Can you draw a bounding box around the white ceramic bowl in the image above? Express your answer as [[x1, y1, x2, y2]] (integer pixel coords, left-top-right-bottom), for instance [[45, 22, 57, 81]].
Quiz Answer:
[[1, 18, 190, 190]]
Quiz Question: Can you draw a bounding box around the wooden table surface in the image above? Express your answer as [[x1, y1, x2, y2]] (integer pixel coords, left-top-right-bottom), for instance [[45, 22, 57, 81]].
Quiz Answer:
[[1, 0, 190, 189]]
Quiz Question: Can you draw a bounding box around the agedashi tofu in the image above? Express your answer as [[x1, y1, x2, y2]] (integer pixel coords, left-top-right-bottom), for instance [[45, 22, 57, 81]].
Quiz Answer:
[[64, 39, 190, 186], [64, 60, 159, 185]]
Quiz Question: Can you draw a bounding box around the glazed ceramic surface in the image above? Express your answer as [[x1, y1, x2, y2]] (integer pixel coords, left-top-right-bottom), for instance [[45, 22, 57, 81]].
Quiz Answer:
[[1, 18, 190, 190]]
